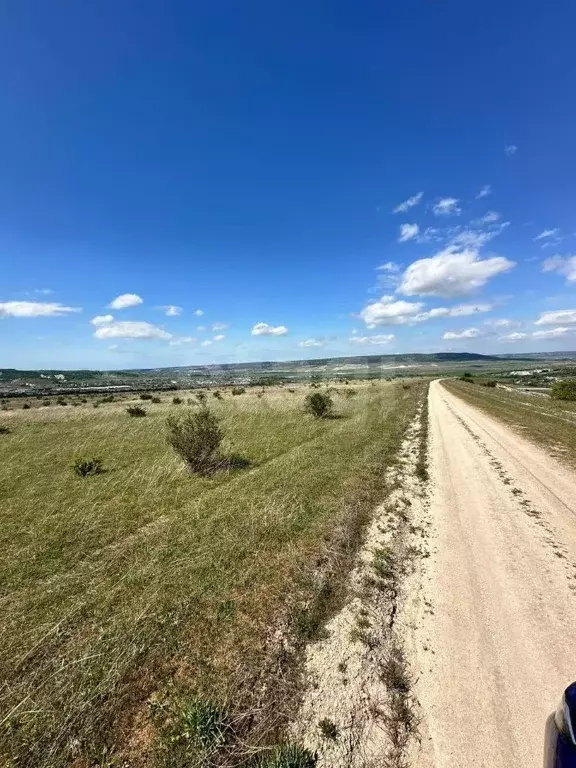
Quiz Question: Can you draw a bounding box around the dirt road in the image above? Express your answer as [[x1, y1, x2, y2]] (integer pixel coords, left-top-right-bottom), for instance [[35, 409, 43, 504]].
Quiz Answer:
[[412, 380, 576, 768]]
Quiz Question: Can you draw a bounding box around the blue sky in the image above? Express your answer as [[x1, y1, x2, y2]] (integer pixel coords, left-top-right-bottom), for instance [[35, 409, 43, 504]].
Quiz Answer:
[[1, 0, 576, 369]]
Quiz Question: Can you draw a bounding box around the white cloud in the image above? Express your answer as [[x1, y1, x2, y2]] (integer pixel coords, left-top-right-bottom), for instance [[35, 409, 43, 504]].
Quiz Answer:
[[504, 145, 517, 156], [534, 309, 576, 326], [360, 296, 424, 327], [476, 185, 492, 199], [94, 321, 171, 340], [201, 340, 212, 347], [359, 295, 492, 328], [535, 228, 560, 241], [163, 305, 183, 316], [169, 336, 197, 346], [442, 327, 483, 340], [399, 246, 515, 297], [211, 322, 228, 331], [532, 327, 572, 340], [433, 198, 461, 216], [90, 314, 114, 326], [108, 344, 119, 350], [350, 334, 395, 345], [476, 211, 501, 225], [487, 318, 522, 329], [299, 339, 324, 348], [252, 322, 288, 336], [377, 261, 401, 272], [542, 256, 576, 283], [194, 309, 204, 316], [197, 325, 206, 332], [0, 301, 81, 318], [498, 332, 529, 342], [542, 255, 576, 282], [109, 293, 143, 310], [34, 288, 54, 295], [392, 191, 423, 214], [398, 223, 419, 243], [213, 334, 225, 341]]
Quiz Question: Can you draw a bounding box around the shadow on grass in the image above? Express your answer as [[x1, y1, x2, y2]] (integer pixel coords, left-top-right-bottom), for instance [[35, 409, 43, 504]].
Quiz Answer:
[[188, 453, 252, 476]]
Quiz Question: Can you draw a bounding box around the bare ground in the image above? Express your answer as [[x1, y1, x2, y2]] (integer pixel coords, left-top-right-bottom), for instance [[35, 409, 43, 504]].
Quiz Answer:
[[411, 380, 576, 768]]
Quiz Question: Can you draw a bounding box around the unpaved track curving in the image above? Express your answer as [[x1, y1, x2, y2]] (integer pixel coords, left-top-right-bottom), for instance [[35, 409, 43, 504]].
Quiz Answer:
[[412, 380, 576, 768]]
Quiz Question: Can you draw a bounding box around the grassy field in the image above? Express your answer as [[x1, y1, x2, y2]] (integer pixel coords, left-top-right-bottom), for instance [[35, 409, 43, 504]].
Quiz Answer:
[[443, 379, 576, 468], [0, 380, 427, 767]]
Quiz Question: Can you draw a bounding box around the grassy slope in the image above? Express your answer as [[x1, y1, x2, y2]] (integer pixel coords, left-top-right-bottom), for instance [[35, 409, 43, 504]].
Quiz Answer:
[[0, 381, 426, 766], [442, 379, 576, 467]]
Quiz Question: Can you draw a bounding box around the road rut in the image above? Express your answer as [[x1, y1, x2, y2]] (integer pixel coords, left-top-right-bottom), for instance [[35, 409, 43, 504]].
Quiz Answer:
[[412, 380, 576, 768]]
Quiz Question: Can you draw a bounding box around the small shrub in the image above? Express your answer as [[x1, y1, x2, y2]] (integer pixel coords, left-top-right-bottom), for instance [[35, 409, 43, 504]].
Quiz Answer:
[[344, 388, 357, 398], [126, 405, 147, 417], [42, 399, 50, 407], [459, 375, 475, 384], [172, 396, 183, 405], [151, 396, 161, 404], [80, 397, 88, 403], [402, 384, 410, 390], [167, 408, 224, 474], [56, 396, 67, 406], [72, 457, 104, 477], [551, 379, 576, 401], [93, 403, 100, 408], [231, 387, 245, 396], [288, 388, 296, 393], [0, 425, 11, 435], [213, 390, 222, 399], [100, 395, 115, 404], [304, 392, 333, 419], [196, 391, 207, 403], [318, 718, 339, 741], [462, 371, 473, 378], [140, 393, 153, 401], [22, 403, 31, 410], [480, 380, 497, 388]]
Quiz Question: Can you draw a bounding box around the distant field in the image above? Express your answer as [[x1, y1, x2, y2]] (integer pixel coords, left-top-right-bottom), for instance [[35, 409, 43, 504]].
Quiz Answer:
[[443, 379, 576, 468], [0, 381, 427, 766]]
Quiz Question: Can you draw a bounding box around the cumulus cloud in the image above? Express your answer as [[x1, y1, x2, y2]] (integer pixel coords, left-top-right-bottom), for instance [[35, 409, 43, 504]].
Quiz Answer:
[[299, 339, 324, 348], [0, 301, 80, 318], [213, 334, 225, 341], [398, 223, 419, 243], [360, 296, 424, 327], [163, 305, 183, 316], [93, 321, 171, 340], [499, 332, 529, 342], [109, 293, 143, 310], [350, 334, 395, 345], [399, 246, 515, 297], [476, 185, 492, 199], [433, 198, 461, 216], [486, 318, 522, 329], [392, 191, 423, 214], [442, 327, 483, 340], [542, 255, 576, 282], [504, 145, 517, 156], [90, 314, 114, 326], [194, 309, 204, 316], [532, 327, 572, 340], [211, 322, 228, 331], [252, 322, 288, 336], [359, 295, 492, 327], [200, 339, 212, 347], [534, 309, 576, 326]]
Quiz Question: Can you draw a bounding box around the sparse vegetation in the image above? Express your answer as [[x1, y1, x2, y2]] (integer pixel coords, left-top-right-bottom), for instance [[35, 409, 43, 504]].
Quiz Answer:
[[56, 396, 67, 406], [151, 396, 162, 404], [231, 387, 246, 396], [551, 379, 576, 401], [318, 718, 339, 741], [304, 391, 333, 419], [0, 380, 426, 767], [126, 405, 147, 417], [72, 457, 104, 477], [172, 396, 183, 405], [22, 402, 30, 409], [0, 425, 11, 435], [140, 393, 153, 400], [213, 390, 222, 399]]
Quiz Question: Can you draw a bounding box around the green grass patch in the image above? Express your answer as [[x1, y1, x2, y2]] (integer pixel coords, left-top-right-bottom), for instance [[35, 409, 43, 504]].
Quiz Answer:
[[0, 382, 426, 766]]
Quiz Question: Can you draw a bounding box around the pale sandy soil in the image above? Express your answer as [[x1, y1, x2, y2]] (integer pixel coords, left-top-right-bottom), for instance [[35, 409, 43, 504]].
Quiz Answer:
[[411, 380, 576, 768]]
